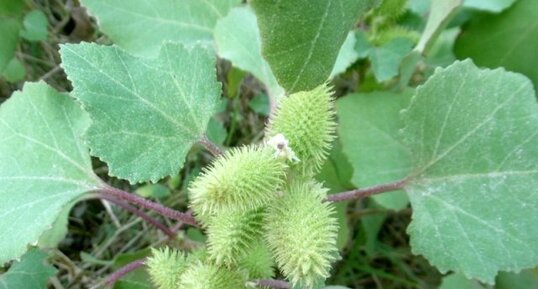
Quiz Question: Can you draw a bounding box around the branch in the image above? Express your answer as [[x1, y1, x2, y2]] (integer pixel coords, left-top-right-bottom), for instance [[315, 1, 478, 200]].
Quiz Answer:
[[251, 279, 291, 289], [324, 178, 408, 203], [199, 135, 223, 156], [99, 186, 199, 227], [105, 258, 145, 287], [99, 194, 176, 238]]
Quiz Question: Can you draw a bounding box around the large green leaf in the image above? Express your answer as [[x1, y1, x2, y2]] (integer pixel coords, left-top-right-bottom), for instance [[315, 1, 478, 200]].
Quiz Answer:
[[0, 82, 100, 264], [80, 0, 240, 57], [60, 43, 220, 183], [214, 6, 284, 99], [455, 0, 538, 89], [0, 249, 57, 289], [402, 60, 538, 283], [337, 91, 411, 210], [251, 0, 376, 93]]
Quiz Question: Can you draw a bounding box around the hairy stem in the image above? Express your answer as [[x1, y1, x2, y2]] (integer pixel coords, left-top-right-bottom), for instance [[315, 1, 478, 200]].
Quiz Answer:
[[252, 279, 291, 289], [325, 178, 408, 203], [199, 135, 223, 156], [99, 186, 199, 227], [99, 194, 176, 238], [105, 258, 146, 286]]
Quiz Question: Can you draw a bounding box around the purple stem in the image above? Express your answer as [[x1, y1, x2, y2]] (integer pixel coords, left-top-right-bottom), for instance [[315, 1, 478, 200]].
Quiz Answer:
[[324, 178, 408, 203], [105, 258, 146, 287], [253, 279, 291, 289], [199, 135, 223, 156], [99, 194, 176, 238], [99, 186, 199, 227]]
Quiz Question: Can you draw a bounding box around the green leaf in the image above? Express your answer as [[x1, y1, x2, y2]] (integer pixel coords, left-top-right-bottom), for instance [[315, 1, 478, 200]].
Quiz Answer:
[[60, 43, 220, 183], [439, 273, 487, 289], [214, 6, 284, 99], [0, 83, 99, 264], [496, 269, 538, 289], [80, 0, 240, 57], [455, 0, 538, 89], [368, 38, 414, 82], [463, 0, 517, 12], [1, 57, 25, 82], [402, 60, 538, 283], [135, 184, 171, 199], [251, 0, 376, 93], [0, 19, 20, 72], [337, 91, 411, 210], [20, 10, 48, 42], [249, 94, 270, 116], [37, 201, 75, 249], [330, 32, 360, 78], [0, 249, 57, 289], [415, 0, 462, 54]]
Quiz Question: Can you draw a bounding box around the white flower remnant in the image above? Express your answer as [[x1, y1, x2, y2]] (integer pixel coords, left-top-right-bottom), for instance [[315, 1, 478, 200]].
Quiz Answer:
[[267, 133, 300, 163]]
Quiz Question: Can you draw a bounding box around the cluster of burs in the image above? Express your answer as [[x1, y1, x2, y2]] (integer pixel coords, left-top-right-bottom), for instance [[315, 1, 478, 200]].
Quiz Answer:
[[147, 84, 338, 289]]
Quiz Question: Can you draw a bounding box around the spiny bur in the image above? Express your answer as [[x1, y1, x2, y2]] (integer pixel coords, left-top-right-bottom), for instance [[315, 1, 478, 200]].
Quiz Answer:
[[267, 84, 336, 175], [178, 261, 247, 289], [146, 247, 187, 289], [237, 241, 275, 279], [207, 208, 265, 267], [189, 145, 287, 219], [265, 181, 339, 288]]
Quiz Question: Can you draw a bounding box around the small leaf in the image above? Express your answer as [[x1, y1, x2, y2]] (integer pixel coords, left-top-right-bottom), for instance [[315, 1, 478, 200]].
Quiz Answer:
[[455, 0, 538, 89], [20, 10, 48, 42], [415, 0, 462, 54], [439, 273, 487, 289], [214, 7, 284, 99], [251, 0, 376, 93], [60, 43, 220, 183], [496, 269, 538, 289], [0, 19, 20, 72], [1, 57, 25, 82], [0, 82, 100, 264], [80, 0, 241, 57], [402, 60, 538, 283], [368, 38, 414, 82], [337, 91, 412, 209], [330, 31, 360, 78], [463, 0, 517, 12], [135, 184, 171, 200], [0, 249, 57, 289], [249, 94, 270, 116]]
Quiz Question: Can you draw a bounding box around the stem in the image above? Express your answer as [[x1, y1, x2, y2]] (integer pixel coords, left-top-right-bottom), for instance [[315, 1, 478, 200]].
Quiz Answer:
[[251, 279, 291, 289], [199, 135, 223, 156], [99, 194, 176, 238], [105, 258, 145, 286], [324, 178, 408, 203], [99, 186, 199, 227]]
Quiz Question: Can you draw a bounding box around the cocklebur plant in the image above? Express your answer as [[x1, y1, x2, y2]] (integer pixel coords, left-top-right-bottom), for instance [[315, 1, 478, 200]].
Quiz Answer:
[[146, 84, 339, 289]]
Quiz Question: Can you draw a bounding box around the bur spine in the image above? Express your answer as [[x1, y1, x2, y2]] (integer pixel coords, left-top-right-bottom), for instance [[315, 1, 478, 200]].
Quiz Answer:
[[178, 261, 247, 289], [266, 181, 339, 288], [267, 84, 336, 175]]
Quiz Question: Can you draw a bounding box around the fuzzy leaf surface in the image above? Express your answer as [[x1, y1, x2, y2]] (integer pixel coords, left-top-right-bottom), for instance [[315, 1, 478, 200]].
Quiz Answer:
[[402, 60, 538, 283], [60, 43, 220, 183], [214, 6, 284, 99], [0, 82, 100, 264], [80, 0, 240, 57], [0, 249, 57, 289], [455, 0, 538, 89], [338, 91, 411, 209], [251, 0, 375, 93]]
